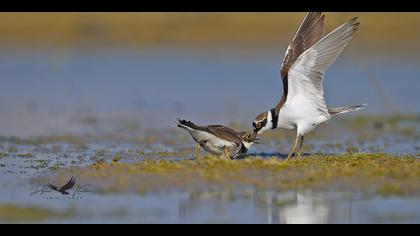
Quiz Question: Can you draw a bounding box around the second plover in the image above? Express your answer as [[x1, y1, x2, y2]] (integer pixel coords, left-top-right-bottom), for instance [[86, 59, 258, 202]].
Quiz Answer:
[[177, 119, 256, 160]]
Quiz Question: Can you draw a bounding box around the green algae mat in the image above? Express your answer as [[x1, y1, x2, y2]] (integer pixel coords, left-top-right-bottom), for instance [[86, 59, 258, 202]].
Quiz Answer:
[[54, 153, 420, 197]]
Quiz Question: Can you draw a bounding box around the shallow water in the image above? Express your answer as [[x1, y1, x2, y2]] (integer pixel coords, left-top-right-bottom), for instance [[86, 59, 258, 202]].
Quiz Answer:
[[0, 124, 419, 223], [0, 49, 419, 223], [2, 186, 420, 224]]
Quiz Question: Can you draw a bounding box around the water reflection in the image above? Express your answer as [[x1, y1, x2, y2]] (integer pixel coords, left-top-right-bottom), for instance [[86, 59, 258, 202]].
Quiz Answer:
[[255, 190, 329, 224], [177, 189, 398, 224]]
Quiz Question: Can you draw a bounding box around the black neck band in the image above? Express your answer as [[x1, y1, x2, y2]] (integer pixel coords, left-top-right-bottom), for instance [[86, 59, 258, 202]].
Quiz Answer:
[[270, 108, 278, 129]]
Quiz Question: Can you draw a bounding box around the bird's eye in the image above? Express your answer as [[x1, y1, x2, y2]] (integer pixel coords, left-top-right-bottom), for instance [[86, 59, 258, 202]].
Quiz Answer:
[[256, 123, 262, 129]]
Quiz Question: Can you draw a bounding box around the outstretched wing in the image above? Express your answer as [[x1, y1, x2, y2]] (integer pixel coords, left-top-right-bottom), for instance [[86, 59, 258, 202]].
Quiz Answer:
[[280, 12, 325, 79], [287, 17, 359, 116], [47, 183, 59, 191], [60, 177, 76, 191]]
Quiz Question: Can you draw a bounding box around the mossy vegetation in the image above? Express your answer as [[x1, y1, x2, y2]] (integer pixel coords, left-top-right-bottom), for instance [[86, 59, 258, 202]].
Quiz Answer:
[[112, 152, 123, 163], [58, 153, 420, 196], [16, 153, 33, 158], [1, 13, 420, 53], [0, 204, 68, 223]]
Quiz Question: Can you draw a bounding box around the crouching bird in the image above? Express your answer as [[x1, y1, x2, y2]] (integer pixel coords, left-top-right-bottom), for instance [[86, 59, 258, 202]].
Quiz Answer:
[[177, 119, 256, 160]]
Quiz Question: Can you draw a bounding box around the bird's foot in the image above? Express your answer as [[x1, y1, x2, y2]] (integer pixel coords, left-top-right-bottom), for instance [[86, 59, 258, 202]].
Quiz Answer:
[[197, 144, 201, 161]]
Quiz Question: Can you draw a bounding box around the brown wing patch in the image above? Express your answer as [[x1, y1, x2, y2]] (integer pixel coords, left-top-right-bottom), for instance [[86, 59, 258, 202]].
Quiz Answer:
[[280, 12, 325, 79], [205, 126, 242, 146]]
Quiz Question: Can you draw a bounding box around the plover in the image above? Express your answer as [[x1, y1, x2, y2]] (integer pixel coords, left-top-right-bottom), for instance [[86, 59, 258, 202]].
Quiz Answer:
[[251, 12, 366, 160], [177, 119, 256, 160]]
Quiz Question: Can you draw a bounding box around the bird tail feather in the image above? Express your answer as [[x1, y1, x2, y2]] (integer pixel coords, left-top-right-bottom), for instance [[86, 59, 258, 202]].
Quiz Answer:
[[328, 104, 367, 116], [176, 118, 201, 131]]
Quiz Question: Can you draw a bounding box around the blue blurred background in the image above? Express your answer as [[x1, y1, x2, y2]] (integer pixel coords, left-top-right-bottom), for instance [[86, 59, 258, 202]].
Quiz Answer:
[[0, 13, 419, 137]]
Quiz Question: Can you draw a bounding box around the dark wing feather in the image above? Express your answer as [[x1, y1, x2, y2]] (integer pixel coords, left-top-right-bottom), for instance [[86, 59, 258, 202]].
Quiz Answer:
[[280, 12, 325, 79], [60, 177, 76, 191], [47, 183, 59, 191], [177, 119, 208, 132]]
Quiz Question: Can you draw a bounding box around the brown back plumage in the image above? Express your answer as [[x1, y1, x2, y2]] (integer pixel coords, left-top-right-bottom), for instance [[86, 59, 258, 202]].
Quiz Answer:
[[177, 119, 243, 146], [204, 125, 243, 146]]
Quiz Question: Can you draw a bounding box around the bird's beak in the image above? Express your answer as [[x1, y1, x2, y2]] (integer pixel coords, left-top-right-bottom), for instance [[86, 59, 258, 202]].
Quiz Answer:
[[251, 131, 258, 141], [253, 138, 260, 144]]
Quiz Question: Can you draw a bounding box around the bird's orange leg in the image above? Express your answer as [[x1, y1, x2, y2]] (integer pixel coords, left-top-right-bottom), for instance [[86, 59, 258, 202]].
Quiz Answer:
[[296, 136, 305, 159], [287, 135, 300, 160], [224, 146, 230, 159], [197, 144, 201, 161]]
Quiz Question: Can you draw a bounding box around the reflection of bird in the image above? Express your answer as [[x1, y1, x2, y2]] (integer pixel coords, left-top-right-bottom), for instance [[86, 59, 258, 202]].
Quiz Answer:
[[177, 119, 257, 160], [252, 12, 366, 160], [279, 191, 329, 224], [47, 177, 76, 195]]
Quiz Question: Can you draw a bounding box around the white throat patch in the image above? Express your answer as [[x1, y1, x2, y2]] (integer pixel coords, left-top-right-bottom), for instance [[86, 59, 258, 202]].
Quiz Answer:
[[258, 110, 273, 134], [242, 141, 253, 150]]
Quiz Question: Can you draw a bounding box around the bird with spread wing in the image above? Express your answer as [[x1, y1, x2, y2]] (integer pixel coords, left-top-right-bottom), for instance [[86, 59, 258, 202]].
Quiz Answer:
[[252, 12, 366, 160], [47, 177, 76, 195]]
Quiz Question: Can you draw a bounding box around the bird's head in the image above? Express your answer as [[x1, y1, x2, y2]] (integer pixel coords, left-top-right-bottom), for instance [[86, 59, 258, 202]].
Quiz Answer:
[[238, 131, 258, 150], [252, 110, 274, 139]]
